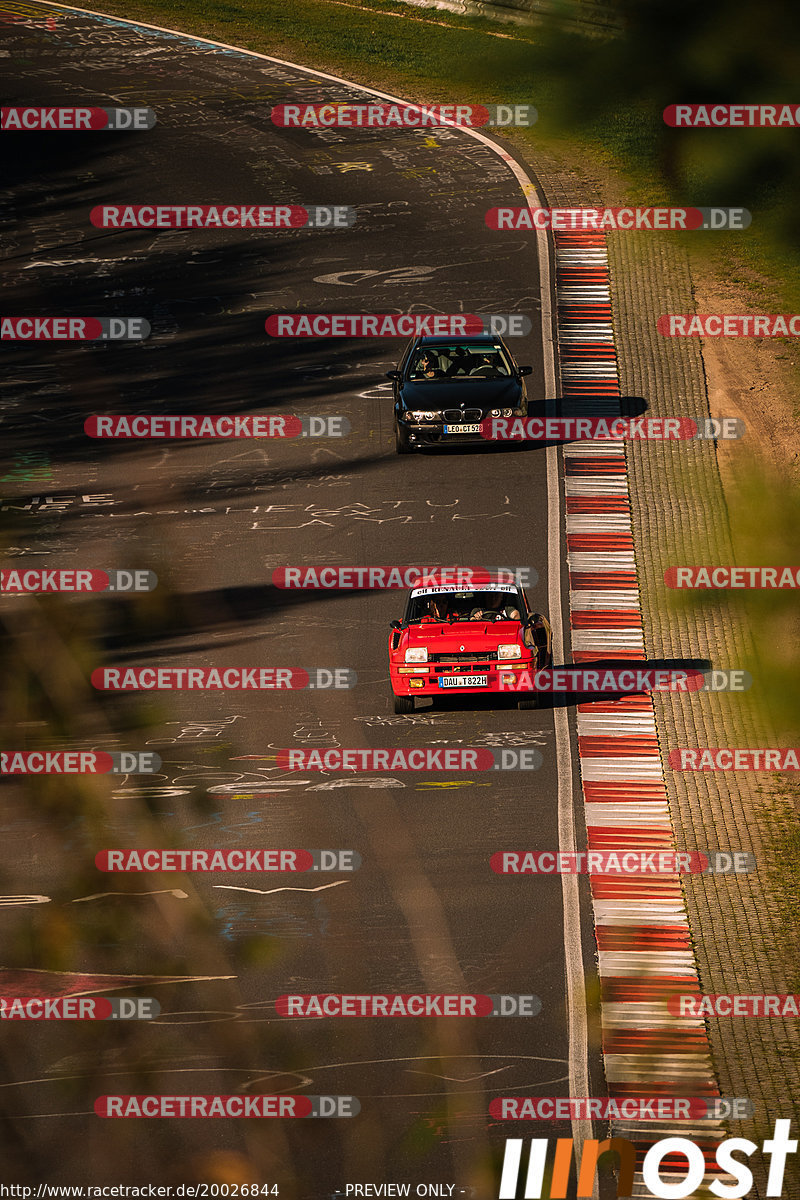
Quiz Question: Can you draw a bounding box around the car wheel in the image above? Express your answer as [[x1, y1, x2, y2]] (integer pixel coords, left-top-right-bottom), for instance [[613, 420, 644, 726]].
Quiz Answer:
[[394, 695, 415, 713], [517, 696, 539, 710], [395, 422, 412, 455]]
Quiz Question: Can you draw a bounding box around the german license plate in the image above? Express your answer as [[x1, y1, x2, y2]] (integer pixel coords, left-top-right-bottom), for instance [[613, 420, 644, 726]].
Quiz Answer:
[[438, 675, 489, 688], [443, 424, 482, 434]]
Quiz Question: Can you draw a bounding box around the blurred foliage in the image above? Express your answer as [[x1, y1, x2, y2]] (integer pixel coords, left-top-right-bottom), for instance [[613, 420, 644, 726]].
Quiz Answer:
[[526, 0, 800, 274], [662, 463, 800, 742], [0, 563, 300, 1184]]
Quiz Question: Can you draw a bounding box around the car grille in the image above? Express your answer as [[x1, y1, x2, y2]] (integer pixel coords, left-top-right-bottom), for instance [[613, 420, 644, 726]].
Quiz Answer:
[[430, 651, 498, 663], [442, 409, 483, 424]]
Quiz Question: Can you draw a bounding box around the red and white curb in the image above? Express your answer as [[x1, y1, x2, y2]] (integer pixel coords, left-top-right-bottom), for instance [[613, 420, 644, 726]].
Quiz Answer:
[[555, 230, 731, 1194]]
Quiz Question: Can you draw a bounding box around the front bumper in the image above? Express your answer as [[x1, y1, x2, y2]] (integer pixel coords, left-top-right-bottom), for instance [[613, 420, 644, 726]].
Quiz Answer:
[[390, 661, 538, 698], [397, 410, 528, 449], [400, 422, 485, 448]]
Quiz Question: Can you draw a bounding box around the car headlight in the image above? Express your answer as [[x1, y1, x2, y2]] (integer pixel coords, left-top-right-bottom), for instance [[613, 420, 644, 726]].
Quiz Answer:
[[405, 647, 428, 663], [408, 411, 439, 422], [497, 644, 522, 660], [489, 408, 516, 418]]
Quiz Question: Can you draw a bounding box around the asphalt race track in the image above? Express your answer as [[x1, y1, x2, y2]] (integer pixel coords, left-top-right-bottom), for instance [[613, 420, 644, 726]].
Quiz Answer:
[[1, 7, 607, 1195]]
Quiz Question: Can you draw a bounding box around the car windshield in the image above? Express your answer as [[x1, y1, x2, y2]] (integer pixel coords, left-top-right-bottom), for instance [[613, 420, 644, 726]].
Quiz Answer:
[[406, 589, 524, 624], [406, 343, 513, 381]]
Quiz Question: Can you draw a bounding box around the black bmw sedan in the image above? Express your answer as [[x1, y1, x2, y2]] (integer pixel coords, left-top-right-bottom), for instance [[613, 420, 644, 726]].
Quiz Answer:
[[386, 334, 533, 453]]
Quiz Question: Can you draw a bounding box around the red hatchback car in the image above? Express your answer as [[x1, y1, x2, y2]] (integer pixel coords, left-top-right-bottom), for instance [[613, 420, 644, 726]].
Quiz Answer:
[[388, 581, 552, 712]]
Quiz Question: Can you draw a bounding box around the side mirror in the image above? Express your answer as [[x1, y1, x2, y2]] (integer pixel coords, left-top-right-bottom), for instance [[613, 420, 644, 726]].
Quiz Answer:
[[386, 370, 402, 381], [390, 620, 402, 630], [517, 365, 533, 377]]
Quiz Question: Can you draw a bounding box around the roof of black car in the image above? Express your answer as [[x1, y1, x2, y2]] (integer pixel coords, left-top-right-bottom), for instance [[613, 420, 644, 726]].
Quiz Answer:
[[415, 334, 499, 346]]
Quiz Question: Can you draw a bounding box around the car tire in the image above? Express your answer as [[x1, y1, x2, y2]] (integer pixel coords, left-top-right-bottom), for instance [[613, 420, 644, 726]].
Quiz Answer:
[[517, 696, 539, 710], [395, 422, 412, 455], [394, 695, 415, 713]]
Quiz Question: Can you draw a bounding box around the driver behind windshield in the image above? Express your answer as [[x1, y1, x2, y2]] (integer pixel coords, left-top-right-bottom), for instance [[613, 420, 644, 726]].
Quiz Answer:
[[469, 352, 503, 378], [469, 592, 521, 621]]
